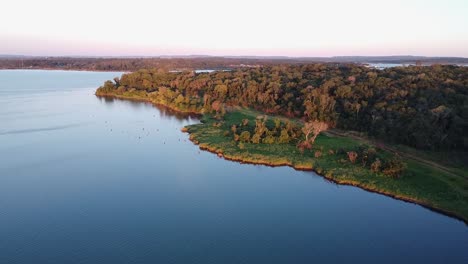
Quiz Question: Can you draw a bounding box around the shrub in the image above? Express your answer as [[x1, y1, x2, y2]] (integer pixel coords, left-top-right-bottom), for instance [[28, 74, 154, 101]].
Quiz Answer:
[[251, 133, 261, 144], [370, 158, 382, 173], [382, 156, 406, 178], [360, 147, 377, 167], [336, 148, 346, 155], [239, 131, 251, 142], [277, 129, 290, 144], [297, 140, 312, 153], [262, 135, 276, 144], [116, 86, 126, 94], [347, 151, 358, 163]]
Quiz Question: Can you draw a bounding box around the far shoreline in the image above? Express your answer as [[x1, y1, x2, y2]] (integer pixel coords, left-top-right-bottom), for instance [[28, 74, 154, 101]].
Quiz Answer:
[[0, 67, 129, 73]]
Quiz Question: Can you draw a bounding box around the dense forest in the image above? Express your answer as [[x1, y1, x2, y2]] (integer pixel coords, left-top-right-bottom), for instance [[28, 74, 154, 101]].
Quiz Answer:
[[97, 64, 468, 151]]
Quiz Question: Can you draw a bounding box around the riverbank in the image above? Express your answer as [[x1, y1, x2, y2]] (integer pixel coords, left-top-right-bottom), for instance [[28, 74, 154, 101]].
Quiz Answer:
[[183, 110, 468, 224]]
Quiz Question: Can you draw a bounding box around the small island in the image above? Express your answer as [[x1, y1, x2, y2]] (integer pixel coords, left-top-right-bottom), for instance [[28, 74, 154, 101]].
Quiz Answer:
[[96, 64, 468, 223]]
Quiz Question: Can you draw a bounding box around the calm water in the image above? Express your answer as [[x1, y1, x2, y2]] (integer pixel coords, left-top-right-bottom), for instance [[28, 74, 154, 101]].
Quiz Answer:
[[0, 70, 467, 264], [366, 63, 410, 69]]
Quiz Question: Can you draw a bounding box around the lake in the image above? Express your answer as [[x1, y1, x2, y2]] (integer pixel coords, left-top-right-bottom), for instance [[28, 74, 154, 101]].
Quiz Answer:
[[0, 70, 467, 264], [366, 63, 411, 69]]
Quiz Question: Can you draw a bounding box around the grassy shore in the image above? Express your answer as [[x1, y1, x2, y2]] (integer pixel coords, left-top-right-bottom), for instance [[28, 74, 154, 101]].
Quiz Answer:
[[184, 109, 468, 224]]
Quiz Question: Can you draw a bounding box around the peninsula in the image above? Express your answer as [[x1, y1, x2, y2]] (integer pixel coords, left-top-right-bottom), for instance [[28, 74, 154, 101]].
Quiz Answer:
[[96, 64, 468, 223]]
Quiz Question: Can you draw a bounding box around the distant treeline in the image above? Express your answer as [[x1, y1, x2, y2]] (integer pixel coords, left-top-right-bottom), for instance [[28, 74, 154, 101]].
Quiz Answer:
[[0, 57, 290, 71], [1, 56, 468, 71], [97, 64, 468, 151]]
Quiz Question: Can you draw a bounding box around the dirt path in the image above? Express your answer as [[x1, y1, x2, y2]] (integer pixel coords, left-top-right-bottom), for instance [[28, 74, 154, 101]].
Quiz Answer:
[[325, 129, 463, 179]]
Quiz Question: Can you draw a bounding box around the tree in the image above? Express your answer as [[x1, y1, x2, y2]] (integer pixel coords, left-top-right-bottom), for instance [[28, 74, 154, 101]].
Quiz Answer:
[[113, 77, 120, 86], [302, 121, 329, 145], [214, 84, 228, 101], [278, 128, 291, 143], [211, 100, 221, 113], [262, 129, 276, 144]]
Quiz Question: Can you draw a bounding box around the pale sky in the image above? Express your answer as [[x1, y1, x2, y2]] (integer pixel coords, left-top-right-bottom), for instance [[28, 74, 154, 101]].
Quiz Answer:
[[1, 0, 467, 57]]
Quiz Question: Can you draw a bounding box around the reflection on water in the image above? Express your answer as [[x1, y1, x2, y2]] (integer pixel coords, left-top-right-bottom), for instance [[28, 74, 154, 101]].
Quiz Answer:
[[0, 70, 467, 264], [98, 95, 200, 121]]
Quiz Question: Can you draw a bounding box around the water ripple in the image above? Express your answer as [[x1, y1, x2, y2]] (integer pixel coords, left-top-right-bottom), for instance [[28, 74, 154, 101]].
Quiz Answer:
[[0, 123, 88, 136]]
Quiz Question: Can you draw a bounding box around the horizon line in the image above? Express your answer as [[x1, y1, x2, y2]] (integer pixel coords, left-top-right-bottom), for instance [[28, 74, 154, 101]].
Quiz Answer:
[[1, 54, 468, 59]]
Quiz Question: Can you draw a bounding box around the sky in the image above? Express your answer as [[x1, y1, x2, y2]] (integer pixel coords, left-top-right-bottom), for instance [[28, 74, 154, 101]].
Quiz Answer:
[[1, 0, 467, 57]]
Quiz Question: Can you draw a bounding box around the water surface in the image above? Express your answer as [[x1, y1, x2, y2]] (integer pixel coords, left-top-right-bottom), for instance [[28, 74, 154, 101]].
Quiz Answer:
[[0, 70, 467, 264]]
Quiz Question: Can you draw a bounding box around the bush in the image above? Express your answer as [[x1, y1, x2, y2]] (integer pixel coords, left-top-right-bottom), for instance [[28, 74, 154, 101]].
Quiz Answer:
[[297, 140, 312, 153], [336, 148, 346, 155], [370, 158, 382, 173], [277, 129, 290, 144], [239, 131, 251, 142], [360, 147, 377, 167], [251, 133, 261, 144], [347, 151, 358, 163], [382, 156, 406, 178], [262, 135, 276, 144]]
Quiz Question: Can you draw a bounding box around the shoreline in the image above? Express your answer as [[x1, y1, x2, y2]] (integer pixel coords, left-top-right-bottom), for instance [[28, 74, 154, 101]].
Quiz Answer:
[[185, 131, 467, 225], [95, 91, 468, 226], [95, 93, 202, 116], [0, 67, 129, 73]]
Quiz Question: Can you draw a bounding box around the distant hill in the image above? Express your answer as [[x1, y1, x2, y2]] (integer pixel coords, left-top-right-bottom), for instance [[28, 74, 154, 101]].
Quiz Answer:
[[222, 55, 468, 64]]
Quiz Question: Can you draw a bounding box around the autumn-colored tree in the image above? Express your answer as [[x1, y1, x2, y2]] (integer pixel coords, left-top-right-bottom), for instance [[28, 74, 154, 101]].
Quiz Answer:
[[301, 121, 329, 145], [96, 63, 468, 151], [262, 129, 276, 144], [277, 128, 290, 144], [211, 100, 221, 113]]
